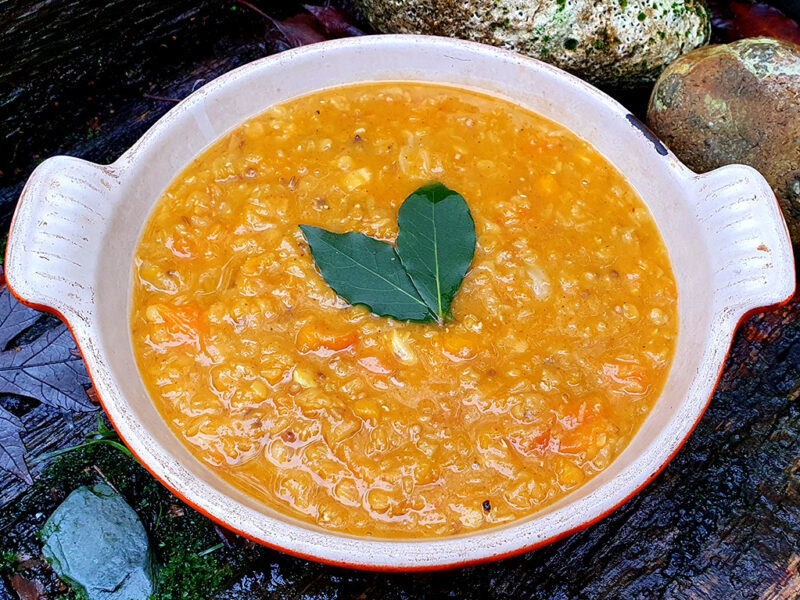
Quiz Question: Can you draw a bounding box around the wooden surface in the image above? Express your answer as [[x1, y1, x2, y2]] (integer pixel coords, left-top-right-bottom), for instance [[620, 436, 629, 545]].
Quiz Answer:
[[1, 1, 799, 598]]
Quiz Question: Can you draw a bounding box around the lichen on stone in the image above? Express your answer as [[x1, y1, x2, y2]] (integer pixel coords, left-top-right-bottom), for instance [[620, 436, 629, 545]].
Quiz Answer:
[[353, 0, 710, 87], [647, 37, 800, 243]]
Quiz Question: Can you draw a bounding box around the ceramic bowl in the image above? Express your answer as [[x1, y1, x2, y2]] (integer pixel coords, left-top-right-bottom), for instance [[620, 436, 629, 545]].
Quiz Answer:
[[5, 35, 795, 570]]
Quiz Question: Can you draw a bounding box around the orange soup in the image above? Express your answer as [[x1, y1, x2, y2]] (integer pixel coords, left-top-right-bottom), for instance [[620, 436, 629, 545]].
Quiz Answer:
[[131, 83, 678, 537]]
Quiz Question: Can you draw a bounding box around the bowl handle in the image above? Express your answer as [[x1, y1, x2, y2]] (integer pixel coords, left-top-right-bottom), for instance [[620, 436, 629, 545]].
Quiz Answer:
[[693, 164, 795, 321], [5, 156, 120, 324]]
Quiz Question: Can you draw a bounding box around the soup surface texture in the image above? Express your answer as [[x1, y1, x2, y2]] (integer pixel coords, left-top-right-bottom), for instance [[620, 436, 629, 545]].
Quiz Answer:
[[131, 83, 678, 538]]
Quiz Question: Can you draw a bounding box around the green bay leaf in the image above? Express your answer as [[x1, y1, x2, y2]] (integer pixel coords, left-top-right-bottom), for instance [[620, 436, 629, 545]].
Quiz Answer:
[[396, 183, 476, 321], [299, 225, 434, 322]]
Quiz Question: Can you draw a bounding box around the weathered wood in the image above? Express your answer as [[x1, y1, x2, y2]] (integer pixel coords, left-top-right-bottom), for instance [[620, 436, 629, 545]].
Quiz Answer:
[[0, 405, 97, 510], [1, 1, 799, 599], [0, 0, 271, 228], [0, 0, 367, 227]]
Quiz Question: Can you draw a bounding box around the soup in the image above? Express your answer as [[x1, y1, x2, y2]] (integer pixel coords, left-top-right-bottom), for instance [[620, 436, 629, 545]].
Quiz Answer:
[[131, 83, 677, 538]]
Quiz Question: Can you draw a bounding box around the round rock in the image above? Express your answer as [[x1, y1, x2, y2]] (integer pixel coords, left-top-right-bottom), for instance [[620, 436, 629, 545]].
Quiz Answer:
[[648, 37, 800, 242], [352, 0, 710, 88], [41, 484, 153, 600]]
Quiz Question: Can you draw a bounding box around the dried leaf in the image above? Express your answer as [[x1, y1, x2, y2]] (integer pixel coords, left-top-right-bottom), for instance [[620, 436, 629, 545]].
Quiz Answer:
[[0, 405, 31, 484], [239, 1, 362, 50], [0, 287, 96, 485], [303, 5, 365, 37], [269, 13, 327, 49], [709, 1, 800, 44], [9, 574, 46, 600], [729, 2, 800, 43], [0, 325, 93, 412], [0, 286, 95, 481], [0, 290, 40, 349]]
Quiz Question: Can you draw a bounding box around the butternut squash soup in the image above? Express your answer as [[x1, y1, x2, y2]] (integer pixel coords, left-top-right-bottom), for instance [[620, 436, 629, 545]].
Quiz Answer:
[[131, 83, 678, 538]]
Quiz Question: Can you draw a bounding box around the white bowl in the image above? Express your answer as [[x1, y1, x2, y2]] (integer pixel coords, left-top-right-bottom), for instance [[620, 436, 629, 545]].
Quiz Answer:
[[6, 35, 795, 570]]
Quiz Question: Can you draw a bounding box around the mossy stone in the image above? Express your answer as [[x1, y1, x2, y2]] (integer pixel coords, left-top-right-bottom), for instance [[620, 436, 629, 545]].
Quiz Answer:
[[647, 37, 800, 243], [352, 0, 710, 88], [41, 484, 153, 600]]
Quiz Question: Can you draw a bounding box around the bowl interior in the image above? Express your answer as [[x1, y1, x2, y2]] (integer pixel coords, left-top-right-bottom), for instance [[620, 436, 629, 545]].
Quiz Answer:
[[87, 36, 724, 567]]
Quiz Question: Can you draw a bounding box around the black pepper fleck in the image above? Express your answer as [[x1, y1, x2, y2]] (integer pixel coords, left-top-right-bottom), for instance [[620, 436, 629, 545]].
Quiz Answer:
[[482, 500, 491, 512]]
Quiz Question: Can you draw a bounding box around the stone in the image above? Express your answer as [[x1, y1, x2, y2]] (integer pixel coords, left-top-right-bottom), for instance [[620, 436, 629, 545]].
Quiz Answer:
[[647, 37, 800, 243], [40, 484, 153, 600], [352, 0, 710, 88]]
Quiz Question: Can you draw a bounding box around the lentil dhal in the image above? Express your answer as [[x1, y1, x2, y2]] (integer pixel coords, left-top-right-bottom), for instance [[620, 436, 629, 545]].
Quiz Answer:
[[131, 83, 678, 537]]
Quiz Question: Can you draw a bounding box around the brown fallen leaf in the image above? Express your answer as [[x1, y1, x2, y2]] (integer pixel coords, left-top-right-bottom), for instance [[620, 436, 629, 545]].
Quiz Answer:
[[303, 4, 365, 37], [709, 1, 800, 44], [272, 14, 328, 48], [9, 574, 46, 600], [86, 386, 100, 404], [237, 0, 364, 51]]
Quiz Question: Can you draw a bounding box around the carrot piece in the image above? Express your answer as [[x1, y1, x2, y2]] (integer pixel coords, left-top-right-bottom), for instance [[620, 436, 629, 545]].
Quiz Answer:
[[506, 430, 552, 457], [165, 235, 197, 259], [161, 305, 204, 347], [602, 361, 649, 395], [295, 323, 357, 354], [442, 332, 478, 361]]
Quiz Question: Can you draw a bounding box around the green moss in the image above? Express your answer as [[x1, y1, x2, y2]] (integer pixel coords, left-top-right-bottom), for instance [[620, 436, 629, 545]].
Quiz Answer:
[[72, 588, 91, 600], [0, 550, 17, 572], [33, 448, 125, 499], [150, 500, 234, 599], [26, 440, 249, 600], [156, 553, 233, 600]]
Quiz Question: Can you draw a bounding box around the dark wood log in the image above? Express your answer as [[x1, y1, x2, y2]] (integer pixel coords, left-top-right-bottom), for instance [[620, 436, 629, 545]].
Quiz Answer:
[[0, 0, 272, 229], [1, 2, 799, 599]]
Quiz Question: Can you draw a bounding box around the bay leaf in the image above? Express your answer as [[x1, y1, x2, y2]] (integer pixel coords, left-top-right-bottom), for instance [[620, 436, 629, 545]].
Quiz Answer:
[[299, 225, 434, 322], [396, 183, 476, 321]]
